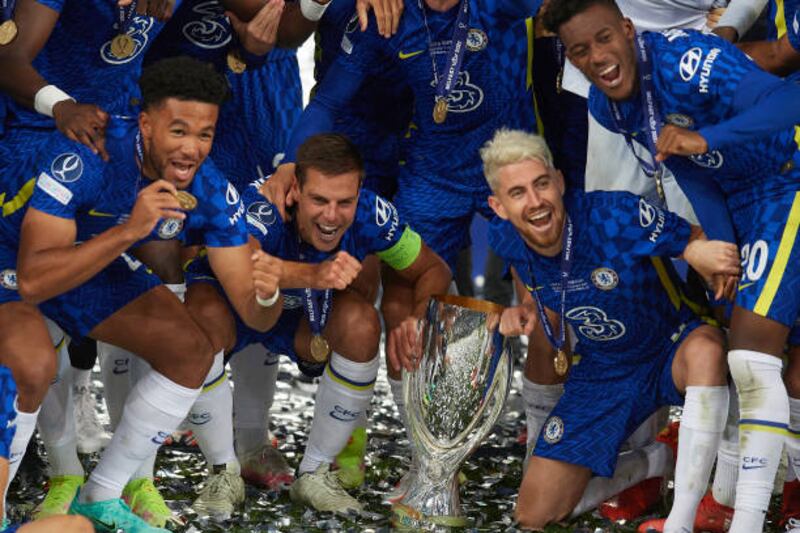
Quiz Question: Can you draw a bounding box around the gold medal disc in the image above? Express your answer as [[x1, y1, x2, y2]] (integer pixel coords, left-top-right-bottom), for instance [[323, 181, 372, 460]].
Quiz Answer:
[[175, 190, 198, 211], [554, 349, 569, 376], [110, 33, 136, 59], [310, 335, 331, 363], [226, 50, 246, 74], [0, 20, 18, 46], [433, 98, 448, 124]]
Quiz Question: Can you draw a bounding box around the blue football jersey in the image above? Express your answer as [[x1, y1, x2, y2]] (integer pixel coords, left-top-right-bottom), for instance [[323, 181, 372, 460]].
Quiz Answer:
[[289, 0, 536, 192], [788, 6, 800, 53], [767, 0, 800, 41], [490, 190, 697, 377], [589, 30, 800, 222], [0, 118, 247, 249], [5, 0, 180, 129]]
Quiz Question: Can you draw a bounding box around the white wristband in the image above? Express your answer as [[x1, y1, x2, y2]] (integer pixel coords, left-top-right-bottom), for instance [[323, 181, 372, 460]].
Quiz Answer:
[[256, 287, 280, 308], [34, 85, 74, 118], [300, 0, 329, 21]]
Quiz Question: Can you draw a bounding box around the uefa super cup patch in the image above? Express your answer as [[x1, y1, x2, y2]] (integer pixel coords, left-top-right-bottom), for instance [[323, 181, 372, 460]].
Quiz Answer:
[[543, 416, 564, 444], [0, 269, 17, 290]]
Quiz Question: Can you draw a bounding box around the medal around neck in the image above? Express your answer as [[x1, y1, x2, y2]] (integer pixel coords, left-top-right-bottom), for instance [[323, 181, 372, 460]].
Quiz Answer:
[[110, 33, 136, 59], [227, 50, 246, 74], [175, 191, 198, 211], [554, 349, 569, 376], [433, 98, 448, 124], [310, 334, 330, 363], [0, 19, 17, 46], [393, 294, 512, 529]]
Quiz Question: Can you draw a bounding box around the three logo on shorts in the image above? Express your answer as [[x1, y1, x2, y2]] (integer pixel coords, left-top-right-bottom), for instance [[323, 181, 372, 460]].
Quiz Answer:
[[0, 269, 17, 291], [51, 153, 84, 183], [543, 416, 564, 444]]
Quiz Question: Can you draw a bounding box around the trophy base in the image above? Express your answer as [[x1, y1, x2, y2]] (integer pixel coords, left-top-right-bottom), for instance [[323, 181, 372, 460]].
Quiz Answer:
[[391, 503, 469, 530]]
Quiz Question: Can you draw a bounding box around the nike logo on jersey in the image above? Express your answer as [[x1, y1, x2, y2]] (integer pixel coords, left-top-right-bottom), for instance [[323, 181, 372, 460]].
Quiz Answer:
[[738, 282, 756, 291], [88, 209, 115, 217], [398, 50, 424, 60]]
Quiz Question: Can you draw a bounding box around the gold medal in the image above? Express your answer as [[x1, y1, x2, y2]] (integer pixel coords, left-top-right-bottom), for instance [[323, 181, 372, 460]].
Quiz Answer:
[[110, 33, 136, 59], [175, 191, 198, 211], [433, 98, 448, 124], [553, 349, 569, 376], [226, 50, 246, 74], [0, 20, 18, 46], [310, 334, 331, 363]]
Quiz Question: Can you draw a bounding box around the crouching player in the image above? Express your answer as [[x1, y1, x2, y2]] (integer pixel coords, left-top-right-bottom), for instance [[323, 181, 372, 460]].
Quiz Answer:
[[480, 130, 738, 532], [183, 133, 451, 514]]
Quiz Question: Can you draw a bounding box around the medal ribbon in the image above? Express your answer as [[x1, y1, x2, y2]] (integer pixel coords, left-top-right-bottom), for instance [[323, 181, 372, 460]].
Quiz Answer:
[[608, 33, 666, 203], [304, 287, 333, 337], [527, 216, 573, 354], [116, 0, 137, 35], [419, 0, 470, 108], [2, 0, 15, 22]]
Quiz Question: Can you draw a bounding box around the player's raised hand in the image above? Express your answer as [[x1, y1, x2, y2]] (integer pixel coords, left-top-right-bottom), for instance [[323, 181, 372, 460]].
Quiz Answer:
[[52, 100, 110, 161], [499, 303, 537, 337], [260, 163, 295, 220], [227, 0, 285, 57], [684, 239, 741, 300], [317, 251, 362, 290], [356, 0, 404, 37], [125, 180, 184, 240], [251, 249, 284, 301], [387, 316, 422, 372], [655, 124, 709, 161]]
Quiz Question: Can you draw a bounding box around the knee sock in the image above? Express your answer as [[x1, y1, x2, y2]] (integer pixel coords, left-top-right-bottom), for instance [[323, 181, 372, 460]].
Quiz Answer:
[[97, 342, 134, 429], [80, 370, 200, 503], [571, 440, 671, 517], [38, 344, 83, 477], [664, 385, 729, 533], [190, 351, 238, 468], [231, 344, 279, 458], [728, 350, 789, 533], [7, 401, 39, 485], [712, 381, 740, 507], [298, 353, 379, 474], [522, 378, 563, 456]]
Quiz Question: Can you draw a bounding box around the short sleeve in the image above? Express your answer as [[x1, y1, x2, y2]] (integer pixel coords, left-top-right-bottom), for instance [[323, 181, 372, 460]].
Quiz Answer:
[[788, 9, 800, 53], [356, 191, 422, 269], [242, 187, 285, 255]]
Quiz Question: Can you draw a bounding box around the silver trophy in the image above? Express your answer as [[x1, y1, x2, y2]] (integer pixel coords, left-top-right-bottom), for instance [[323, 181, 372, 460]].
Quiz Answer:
[[393, 295, 513, 529]]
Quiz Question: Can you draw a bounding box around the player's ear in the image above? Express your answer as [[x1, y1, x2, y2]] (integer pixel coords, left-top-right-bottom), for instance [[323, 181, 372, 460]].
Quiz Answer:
[[488, 195, 509, 221], [138, 110, 152, 140], [621, 16, 635, 40]]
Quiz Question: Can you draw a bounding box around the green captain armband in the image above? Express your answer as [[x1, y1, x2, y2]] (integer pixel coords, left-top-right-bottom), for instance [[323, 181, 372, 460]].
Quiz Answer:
[[377, 226, 422, 271]]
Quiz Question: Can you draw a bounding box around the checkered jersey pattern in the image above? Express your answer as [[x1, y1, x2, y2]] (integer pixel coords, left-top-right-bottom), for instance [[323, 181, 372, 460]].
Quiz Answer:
[[767, 0, 800, 40], [0, 365, 16, 460], [789, 5, 800, 52], [490, 190, 696, 374]]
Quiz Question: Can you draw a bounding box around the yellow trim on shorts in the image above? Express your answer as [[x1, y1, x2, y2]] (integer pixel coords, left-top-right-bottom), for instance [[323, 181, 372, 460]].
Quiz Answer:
[[754, 192, 800, 316], [739, 423, 789, 437], [1, 178, 36, 217], [776, 0, 787, 39], [650, 257, 681, 310]]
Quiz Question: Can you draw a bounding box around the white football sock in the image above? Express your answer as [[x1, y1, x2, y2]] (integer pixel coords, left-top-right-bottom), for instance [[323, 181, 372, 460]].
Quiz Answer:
[[728, 350, 789, 533], [785, 397, 800, 483], [97, 342, 134, 429], [80, 370, 200, 503], [522, 378, 563, 453], [712, 381, 739, 507], [298, 353, 379, 474], [664, 385, 728, 533], [7, 401, 39, 485], [231, 344, 279, 457], [73, 368, 91, 389], [190, 351, 237, 467], [571, 440, 670, 517], [38, 344, 83, 477]]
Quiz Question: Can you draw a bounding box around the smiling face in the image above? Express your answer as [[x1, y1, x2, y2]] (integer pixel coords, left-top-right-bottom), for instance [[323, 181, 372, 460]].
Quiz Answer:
[[138, 97, 218, 189], [488, 158, 566, 257], [292, 167, 361, 252], [558, 3, 638, 101]]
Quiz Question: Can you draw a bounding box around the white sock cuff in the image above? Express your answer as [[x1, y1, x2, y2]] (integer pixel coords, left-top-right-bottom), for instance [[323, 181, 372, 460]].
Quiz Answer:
[[522, 377, 564, 403], [138, 371, 201, 418], [203, 351, 225, 388], [729, 349, 783, 377], [789, 397, 800, 429], [682, 386, 729, 432], [329, 352, 379, 386]]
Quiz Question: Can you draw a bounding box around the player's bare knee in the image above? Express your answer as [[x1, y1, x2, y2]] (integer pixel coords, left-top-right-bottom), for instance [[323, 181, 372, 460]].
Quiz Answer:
[[157, 327, 215, 387], [337, 303, 380, 362], [11, 352, 56, 408], [683, 326, 727, 385], [784, 360, 800, 397]]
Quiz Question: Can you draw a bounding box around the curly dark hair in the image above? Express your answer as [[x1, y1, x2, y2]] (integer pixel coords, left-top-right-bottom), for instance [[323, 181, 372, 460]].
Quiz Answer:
[[296, 134, 365, 187], [139, 56, 229, 110], [543, 0, 623, 34]]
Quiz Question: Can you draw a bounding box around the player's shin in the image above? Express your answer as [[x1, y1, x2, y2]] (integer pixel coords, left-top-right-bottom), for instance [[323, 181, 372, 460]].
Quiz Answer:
[[79, 370, 201, 503], [712, 381, 740, 508], [231, 344, 279, 458], [728, 349, 789, 533], [298, 352, 379, 474], [190, 351, 238, 469], [664, 385, 728, 532]]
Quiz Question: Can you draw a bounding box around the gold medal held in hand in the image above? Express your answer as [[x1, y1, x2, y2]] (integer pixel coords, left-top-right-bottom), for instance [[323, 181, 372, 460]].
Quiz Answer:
[[0, 20, 18, 46], [226, 50, 246, 74], [110, 33, 136, 59], [433, 98, 448, 124], [310, 334, 331, 363], [553, 349, 569, 376], [175, 191, 198, 211]]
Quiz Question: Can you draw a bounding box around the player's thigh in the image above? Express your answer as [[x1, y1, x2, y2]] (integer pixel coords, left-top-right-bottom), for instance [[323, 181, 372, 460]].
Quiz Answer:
[[0, 301, 57, 403], [671, 323, 726, 392], [185, 280, 237, 354], [517, 456, 591, 527]]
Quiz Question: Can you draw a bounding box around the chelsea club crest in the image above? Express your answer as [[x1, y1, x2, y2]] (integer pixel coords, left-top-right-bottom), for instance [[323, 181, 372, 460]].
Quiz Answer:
[[157, 218, 184, 239], [0, 269, 17, 290], [543, 416, 564, 444], [591, 267, 619, 291]]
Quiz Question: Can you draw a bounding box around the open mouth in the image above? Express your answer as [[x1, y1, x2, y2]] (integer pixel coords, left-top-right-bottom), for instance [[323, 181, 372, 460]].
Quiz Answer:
[[597, 63, 622, 88], [527, 209, 552, 230], [170, 160, 196, 182], [315, 222, 339, 243]]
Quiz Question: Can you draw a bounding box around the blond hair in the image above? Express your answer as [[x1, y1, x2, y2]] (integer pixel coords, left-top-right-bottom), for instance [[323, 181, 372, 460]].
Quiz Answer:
[[480, 129, 554, 193]]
